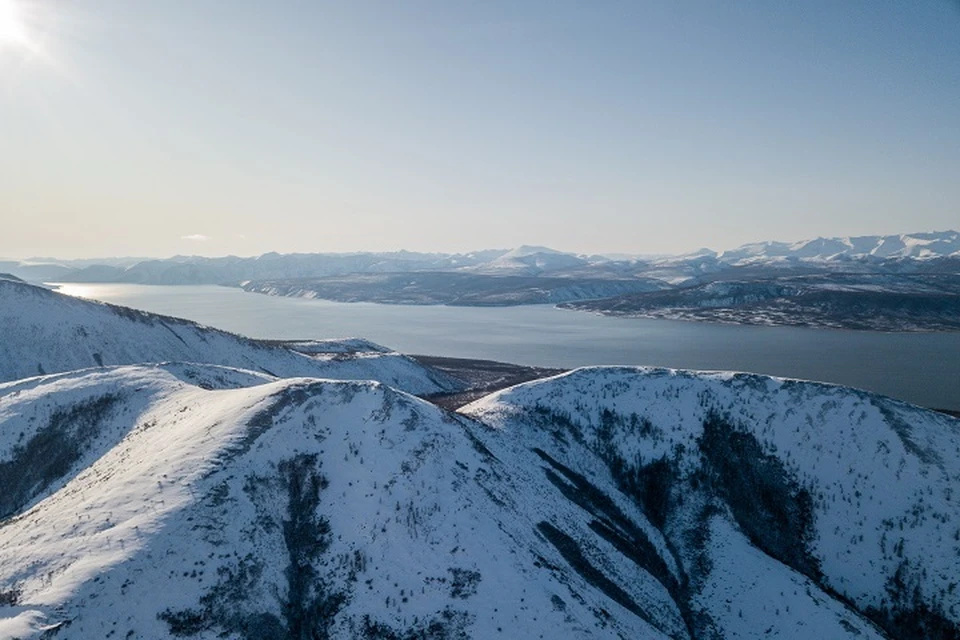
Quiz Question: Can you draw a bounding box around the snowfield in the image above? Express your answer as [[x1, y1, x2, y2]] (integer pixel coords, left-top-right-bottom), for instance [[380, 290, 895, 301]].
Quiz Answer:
[[0, 365, 668, 639], [0, 278, 958, 639], [463, 367, 960, 638]]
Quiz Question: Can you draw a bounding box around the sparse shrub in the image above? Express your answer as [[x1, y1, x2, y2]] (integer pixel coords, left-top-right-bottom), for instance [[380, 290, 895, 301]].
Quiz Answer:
[[698, 411, 820, 581], [359, 607, 474, 640], [448, 568, 481, 599], [159, 454, 345, 639], [0, 586, 21, 606], [0, 394, 122, 520]]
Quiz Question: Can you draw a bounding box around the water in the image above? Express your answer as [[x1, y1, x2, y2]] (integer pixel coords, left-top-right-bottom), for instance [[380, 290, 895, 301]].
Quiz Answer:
[[53, 283, 960, 411]]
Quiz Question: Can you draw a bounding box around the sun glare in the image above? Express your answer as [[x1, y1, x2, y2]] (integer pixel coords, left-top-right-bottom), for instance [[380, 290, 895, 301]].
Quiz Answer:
[[0, 0, 30, 48]]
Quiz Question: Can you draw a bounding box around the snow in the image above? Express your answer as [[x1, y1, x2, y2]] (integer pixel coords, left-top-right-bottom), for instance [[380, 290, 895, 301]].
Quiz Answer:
[[1, 281, 959, 638], [0, 366, 666, 638], [695, 516, 884, 638], [463, 366, 960, 635], [712, 231, 960, 263], [0, 279, 458, 395], [276, 337, 392, 354]]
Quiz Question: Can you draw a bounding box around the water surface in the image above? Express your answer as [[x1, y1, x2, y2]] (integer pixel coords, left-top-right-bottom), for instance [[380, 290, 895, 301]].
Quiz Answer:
[[53, 283, 960, 410]]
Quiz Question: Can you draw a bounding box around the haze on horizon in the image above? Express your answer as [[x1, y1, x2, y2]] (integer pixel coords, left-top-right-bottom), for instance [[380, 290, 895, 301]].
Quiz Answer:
[[1, 0, 958, 260]]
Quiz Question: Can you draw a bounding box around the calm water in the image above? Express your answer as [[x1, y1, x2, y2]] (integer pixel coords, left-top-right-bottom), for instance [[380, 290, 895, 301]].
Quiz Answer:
[[53, 283, 960, 411]]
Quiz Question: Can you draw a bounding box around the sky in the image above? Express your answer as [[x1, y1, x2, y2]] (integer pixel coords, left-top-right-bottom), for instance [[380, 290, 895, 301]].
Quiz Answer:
[[1, 0, 958, 259]]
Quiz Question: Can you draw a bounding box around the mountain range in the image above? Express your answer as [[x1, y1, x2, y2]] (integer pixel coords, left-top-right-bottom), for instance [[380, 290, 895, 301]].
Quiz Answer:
[[3, 231, 959, 286], [0, 277, 959, 638], [3, 232, 959, 332]]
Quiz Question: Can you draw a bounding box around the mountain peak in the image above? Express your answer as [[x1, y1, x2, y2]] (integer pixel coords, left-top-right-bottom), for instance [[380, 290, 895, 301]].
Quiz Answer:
[[501, 245, 568, 258], [714, 230, 960, 262]]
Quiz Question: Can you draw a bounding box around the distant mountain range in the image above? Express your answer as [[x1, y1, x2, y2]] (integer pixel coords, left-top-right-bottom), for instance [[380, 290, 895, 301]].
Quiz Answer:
[[712, 230, 960, 262], [3, 231, 958, 286], [1, 278, 959, 638], [241, 272, 665, 306], [3, 231, 959, 331], [562, 270, 960, 332]]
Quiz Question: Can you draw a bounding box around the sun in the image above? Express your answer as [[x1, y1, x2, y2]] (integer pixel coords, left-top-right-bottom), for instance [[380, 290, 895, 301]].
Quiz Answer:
[[0, 0, 32, 49]]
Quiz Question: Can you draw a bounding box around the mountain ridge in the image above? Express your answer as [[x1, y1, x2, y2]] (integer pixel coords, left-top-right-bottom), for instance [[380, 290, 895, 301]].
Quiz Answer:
[[4, 230, 957, 286], [0, 278, 458, 395], [2, 363, 958, 638], [1, 261, 959, 638]]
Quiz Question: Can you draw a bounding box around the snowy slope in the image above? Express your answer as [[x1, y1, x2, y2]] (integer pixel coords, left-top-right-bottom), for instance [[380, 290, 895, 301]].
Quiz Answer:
[[0, 278, 457, 395], [2, 276, 959, 639], [4, 364, 956, 638], [0, 366, 671, 639], [463, 367, 960, 639], [715, 230, 960, 263], [468, 245, 590, 275]]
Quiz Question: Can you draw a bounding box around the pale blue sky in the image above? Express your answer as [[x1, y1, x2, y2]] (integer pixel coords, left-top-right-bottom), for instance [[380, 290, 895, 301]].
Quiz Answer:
[[1, 0, 958, 258]]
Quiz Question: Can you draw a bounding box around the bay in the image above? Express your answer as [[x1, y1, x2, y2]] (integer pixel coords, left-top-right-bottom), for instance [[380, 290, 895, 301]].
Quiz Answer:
[[52, 283, 960, 411]]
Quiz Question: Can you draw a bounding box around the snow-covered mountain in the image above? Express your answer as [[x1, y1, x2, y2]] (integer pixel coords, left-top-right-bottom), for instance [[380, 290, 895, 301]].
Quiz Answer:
[[0, 277, 457, 396], [1, 264, 959, 638], [713, 230, 960, 264], [561, 273, 960, 331], [241, 271, 664, 306], [1, 361, 958, 638], [47, 251, 510, 286], [0, 365, 671, 638], [469, 245, 591, 276], [463, 367, 960, 639], [5, 231, 958, 288]]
